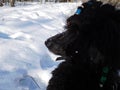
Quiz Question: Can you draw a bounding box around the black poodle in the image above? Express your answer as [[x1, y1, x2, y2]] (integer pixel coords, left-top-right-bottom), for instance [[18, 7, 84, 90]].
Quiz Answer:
[[45, 0, 120, 90]]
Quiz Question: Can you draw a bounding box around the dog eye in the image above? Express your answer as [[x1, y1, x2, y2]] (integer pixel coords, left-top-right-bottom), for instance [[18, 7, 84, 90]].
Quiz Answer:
[[67, 21, 72, 26]]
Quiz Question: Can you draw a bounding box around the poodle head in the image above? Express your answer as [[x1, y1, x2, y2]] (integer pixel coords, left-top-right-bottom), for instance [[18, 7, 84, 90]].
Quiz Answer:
[[45, 0, 120, 66], [45, 0, 102, 59]]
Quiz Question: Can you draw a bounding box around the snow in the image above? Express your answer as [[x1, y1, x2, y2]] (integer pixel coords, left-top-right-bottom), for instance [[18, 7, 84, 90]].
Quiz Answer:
[[0, 2, 81, 90]]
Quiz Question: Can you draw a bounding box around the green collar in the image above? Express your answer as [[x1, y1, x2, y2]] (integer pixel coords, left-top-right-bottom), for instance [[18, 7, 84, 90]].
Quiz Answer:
[[100, 66, 109, 87]]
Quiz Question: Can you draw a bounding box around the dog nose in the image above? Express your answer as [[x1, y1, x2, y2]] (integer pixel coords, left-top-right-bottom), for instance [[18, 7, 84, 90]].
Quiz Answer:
[[45, 39, 52, 48]]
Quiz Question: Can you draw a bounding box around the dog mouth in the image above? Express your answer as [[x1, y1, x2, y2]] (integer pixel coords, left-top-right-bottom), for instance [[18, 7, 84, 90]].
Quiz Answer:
[[56, 56, 66, 61]]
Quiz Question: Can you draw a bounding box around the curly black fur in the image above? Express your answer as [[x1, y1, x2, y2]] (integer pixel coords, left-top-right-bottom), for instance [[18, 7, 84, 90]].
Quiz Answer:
[[45, 0, 120, 90]]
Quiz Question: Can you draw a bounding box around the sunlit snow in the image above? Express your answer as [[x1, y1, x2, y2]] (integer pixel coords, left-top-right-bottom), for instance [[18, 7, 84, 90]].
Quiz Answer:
[[0, 2, 81, 90]]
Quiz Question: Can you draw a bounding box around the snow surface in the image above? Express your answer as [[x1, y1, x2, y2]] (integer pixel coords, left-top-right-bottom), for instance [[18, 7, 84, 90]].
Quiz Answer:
[[0, 2, 81, 90]]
